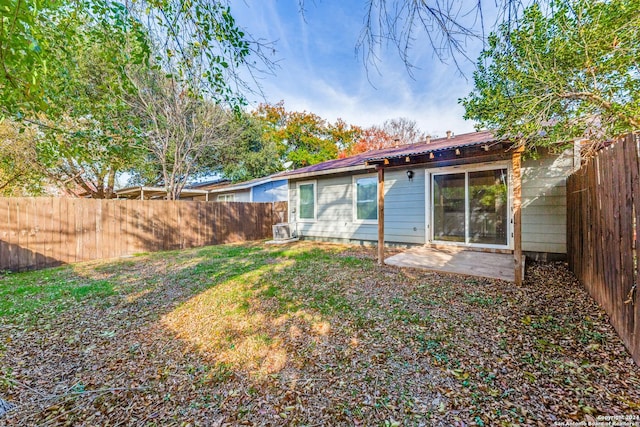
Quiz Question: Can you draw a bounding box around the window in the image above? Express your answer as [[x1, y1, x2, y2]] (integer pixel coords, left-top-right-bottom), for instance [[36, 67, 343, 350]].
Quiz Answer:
[[217, 194, 235, 202], [354, 176, 377, 222], [298, 181, 316, 221]]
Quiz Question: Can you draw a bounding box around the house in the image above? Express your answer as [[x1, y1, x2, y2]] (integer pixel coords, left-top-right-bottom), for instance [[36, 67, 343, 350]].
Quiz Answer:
[[114, 178, 231, 200], [281, 130, 579, 281], [115, 185, 212, 200], [115, 175, 289, 202], [114, 177, 289, 202], [205, 174, 288, 203]]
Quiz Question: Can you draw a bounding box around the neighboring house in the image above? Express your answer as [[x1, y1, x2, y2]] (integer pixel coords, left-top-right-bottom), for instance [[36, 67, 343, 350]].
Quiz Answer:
[[115, 179, 231, 200], [281, 130, 579, 261], [115, 186, 212, 200], [114, 176, 289, 202], [206, 174, 288, 203]]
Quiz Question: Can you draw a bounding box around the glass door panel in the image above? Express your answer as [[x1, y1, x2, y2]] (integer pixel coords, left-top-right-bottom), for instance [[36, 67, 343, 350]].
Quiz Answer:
[[433, 173, 466, 242], [468, 169, 508, 245]]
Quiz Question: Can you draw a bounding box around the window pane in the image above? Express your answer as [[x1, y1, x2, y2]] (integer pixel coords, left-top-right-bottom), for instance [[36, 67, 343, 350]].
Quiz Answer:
[[433, 173, 465, 242], [469, 169, 508, 245], [356, 177, 377, 220], [299, 183, 315, 219]]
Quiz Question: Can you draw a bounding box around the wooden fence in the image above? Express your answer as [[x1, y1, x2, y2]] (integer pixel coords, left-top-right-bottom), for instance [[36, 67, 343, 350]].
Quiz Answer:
[[0, 198, 288, 272], [567, 133, 639, 366]]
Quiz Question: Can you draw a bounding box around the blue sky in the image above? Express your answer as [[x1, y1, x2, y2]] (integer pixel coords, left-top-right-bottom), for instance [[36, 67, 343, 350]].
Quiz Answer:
[[229, 0, 489, 137]]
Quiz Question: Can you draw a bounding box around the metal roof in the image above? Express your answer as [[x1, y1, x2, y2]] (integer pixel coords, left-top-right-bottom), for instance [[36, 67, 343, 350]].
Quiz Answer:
[[365, 130, 500, 162], [281, 130, 502, 178]]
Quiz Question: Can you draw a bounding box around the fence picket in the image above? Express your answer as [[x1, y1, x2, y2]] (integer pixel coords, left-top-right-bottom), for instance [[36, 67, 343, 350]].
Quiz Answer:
[[0, 199, 284, 272], [568, 133, 639, 366]]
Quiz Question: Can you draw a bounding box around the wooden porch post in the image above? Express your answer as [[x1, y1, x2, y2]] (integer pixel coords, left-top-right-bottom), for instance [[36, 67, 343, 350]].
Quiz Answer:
[[377, 166, 385, 265], [512, 146, 525, 285]]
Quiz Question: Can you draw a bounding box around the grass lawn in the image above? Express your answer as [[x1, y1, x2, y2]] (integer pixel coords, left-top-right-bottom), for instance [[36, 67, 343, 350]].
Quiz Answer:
[[0, 241, 638, 426]]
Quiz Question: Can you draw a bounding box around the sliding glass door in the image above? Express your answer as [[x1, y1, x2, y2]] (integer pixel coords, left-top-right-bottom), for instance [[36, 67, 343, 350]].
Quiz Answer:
[[431, 167, 509, 247], [433, 173, 466, 242]]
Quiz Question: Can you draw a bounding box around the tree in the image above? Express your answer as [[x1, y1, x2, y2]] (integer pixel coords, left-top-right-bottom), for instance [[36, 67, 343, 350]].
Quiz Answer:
[[382, 117, 427, 145], [125, 0, 274, 106], [461, 0, 640, 148], [356, 0, 533, 71], [0, 1, 152, 116], [254, 102, 361, 169], [127, 69, 234, 200], [1, 0, 276, 198], [28, 6, 149, 199], [339, 125, 395, 157], [207, 112, 283, 182], [1, 0, 68, 113], [338, 118, 427, 157], [0, 120, 43, 196], [1, 0, 273, 116]]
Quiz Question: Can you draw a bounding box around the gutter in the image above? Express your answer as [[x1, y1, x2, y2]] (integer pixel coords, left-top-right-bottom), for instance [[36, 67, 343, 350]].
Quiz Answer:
[[282, 164, 376, 181]]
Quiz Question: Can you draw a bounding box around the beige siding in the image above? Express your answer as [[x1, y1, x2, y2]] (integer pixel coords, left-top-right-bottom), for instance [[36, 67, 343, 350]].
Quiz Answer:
[[521, 148, 577, 254]]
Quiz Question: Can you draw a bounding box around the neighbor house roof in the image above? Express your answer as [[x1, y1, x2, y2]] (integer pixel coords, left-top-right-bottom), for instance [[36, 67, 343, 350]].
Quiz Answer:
[[281, 130, 505, 179], [187, 178, 231, 190], [115, 186, 209, 199], [206, 173, 288, 194]]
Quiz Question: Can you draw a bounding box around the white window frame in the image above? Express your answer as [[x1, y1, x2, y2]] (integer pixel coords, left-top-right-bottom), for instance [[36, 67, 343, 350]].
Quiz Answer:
[[352, 174, 378, 224], [297, 180, 317, 222], [425, 161, 513, 250], [217, 193, 235, 202]]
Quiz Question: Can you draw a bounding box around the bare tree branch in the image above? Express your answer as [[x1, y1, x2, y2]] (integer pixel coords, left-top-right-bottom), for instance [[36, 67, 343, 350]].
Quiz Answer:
[[352, 0, 534, 74]]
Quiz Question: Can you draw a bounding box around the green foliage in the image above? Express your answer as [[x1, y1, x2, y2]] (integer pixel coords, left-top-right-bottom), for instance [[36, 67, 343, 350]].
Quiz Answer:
[[203, 112, 283, 182], [130, 0, 262, 106], [0, 0, 65, 113], [0, 120, 44, 195], [0, 0, 151, 197], [462, 0, 640, 147], [254, 102, 360, 169], [1, 0, 270, 196], [1, 0, 259, 115], [31, 5, 149, 197], [1, 0, 150, 116]]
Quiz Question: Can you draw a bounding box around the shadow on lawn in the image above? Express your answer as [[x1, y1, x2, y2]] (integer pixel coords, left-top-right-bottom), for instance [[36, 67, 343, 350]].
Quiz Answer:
[[4, 242, 640, 426], [1, 242, 372, 424], [79, 242, 358, 377], [156, 243, 356, 376]]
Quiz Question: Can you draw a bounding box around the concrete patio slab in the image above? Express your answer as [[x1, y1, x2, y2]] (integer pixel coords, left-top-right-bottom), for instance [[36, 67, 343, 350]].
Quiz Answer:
[[385, 245, 516, 282]]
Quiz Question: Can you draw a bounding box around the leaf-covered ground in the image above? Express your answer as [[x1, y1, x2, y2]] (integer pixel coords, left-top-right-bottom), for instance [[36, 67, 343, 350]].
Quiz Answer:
[[0, 242, 638, 426]]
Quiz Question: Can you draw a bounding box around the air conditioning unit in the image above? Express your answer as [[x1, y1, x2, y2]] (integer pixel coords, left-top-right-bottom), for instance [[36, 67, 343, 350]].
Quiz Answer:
[[272, 223, 297, 241]]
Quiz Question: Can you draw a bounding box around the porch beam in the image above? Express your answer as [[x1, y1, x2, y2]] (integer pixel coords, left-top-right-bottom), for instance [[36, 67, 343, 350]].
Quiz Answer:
[[366, 142, 512, 168], [512, 145, 525, 285], [377, 166, 385, 265]]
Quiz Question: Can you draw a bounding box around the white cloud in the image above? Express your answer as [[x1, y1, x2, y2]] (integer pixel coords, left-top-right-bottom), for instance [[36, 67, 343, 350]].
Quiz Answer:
[[231, 0, 482, 137]]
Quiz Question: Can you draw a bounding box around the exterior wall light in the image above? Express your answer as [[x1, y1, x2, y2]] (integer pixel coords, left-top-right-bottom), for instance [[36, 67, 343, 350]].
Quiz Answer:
[[406, 170, 414, 181]]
